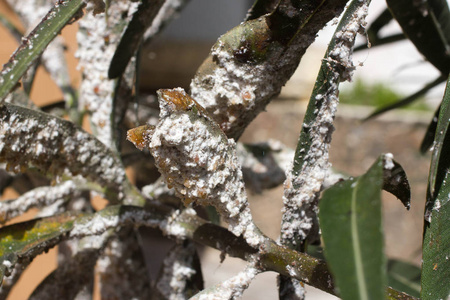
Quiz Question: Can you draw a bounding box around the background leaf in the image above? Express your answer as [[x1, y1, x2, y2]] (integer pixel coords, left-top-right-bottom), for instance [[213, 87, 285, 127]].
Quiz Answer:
[[387, 259, 421, 298], [320, 156, 387, 300], [0, 0, 84, 101], [386, 0, 450, 75]]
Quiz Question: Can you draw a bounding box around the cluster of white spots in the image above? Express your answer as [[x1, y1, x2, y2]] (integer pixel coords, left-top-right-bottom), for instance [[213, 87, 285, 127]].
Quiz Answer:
[[70, 207, 169, 239], [0, 181, 77, 223], [70, 213, 120, 238], [156, 242, 197, 300], [190, 16, 314, 139], [95, 230, 151, 299], [384, 153, 395, 170], [280, 1, 370, 245], [161, 207, 196, 239], [145, 88, 264, 246], [0, 105, 128, 202], [328, 2, 369, 81], [76, 0, 139, 148], [193, 264, 259, 300]]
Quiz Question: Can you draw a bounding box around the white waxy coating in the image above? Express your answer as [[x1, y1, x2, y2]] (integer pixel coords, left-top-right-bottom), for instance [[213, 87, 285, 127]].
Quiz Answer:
[[146, 88, 264, 246], [280, 1, 370, 244]]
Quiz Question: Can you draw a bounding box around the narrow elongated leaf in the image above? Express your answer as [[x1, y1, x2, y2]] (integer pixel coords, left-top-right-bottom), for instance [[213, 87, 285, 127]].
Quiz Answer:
[[0, 211, 82, 283], [0, 0, 84, 101], [420, 105, 441, 153], [421, 176, 450, 299], [0, 13, 24, 42], [0, 103, 143, 205], [387, 259, 421, 298], [428, 74, 450, 200], [0, 205, 170, 286], [364, 75, 445, 120], [320, 155, 390, 300], [421, 74, 450, 299], [387, 0, 450, 75]]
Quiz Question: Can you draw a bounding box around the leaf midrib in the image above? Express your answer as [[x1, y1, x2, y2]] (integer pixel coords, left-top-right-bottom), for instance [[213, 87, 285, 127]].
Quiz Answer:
[[351, 180, 369, 300]]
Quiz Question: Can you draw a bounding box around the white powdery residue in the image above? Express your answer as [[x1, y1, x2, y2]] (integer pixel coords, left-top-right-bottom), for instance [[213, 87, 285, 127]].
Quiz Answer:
[[148, 89, 264, 246], [0, 181, 77, 221], [161, 208, 197, 239], [190, 39, 272, 135], [384, 153, 395, 170], [156, 243, 197, 300], [70, 213, 119, 238], [195, 265, 259, 300], [76, 0, 139, 148], [280, 1, 370, 245]]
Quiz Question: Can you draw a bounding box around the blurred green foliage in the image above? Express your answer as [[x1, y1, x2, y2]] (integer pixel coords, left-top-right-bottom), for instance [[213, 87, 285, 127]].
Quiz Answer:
[[340, 79, 430, 111]]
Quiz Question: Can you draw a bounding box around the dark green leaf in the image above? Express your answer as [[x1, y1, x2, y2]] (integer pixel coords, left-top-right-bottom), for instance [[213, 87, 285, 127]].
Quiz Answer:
[[421, 74, 450, 300], [0, 0, 85, 102], [420, 104, 441, 154], [320, 155, 387, 300], [387, 259, 421, 298], [421, 177, 450, 299], [428, 74, 450, 200], [364, 75, 445, 120], [387, 0, 450, 75], [354, 33, 405, 51]]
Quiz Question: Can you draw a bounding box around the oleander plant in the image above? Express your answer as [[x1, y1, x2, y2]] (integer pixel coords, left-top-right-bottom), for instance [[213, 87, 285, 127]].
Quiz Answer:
[[0, 0, 448, 299]]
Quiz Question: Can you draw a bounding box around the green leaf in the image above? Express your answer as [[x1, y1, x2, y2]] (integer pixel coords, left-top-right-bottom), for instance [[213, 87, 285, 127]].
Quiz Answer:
[[386, 0, 450, 75], [364, 76, 445, 120], [420, 105, 441, 154], [0, 211, 82, 284], [320, 155, 388, 300], [428, 74, 450, 200], [387, 259, 421, 298], [0, 0, 84, 102], [421, 179, 450, 299], [421, 74, 450, 300]]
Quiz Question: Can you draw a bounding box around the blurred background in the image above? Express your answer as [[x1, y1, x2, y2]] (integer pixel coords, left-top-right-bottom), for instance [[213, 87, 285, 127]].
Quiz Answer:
[[0, 0, 442, 298]]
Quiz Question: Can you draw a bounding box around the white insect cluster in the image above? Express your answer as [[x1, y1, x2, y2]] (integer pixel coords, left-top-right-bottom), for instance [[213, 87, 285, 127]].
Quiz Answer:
[[190, 17, 315, 139], [0, 104, 128, 202], [76, 0, 139, 148], [155, 243, 198, 300], [0, 181, 77, 223], [281, 1, 370, 245], [128, 88, 264, 246], [192, 264, 259, 300]]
